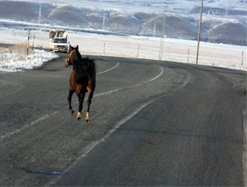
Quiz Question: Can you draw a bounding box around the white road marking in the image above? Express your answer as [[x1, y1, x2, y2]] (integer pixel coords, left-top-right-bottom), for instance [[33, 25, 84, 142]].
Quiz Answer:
[[243, 111, 247, 186], [97, 62, 119, 75], [149, 66, 164, 82], [0, 111, 58, 142], [49, 97, 160, 186], [81, 98, 158, 157], [95, 66, 164, 97], [94, 88, 126, 97]]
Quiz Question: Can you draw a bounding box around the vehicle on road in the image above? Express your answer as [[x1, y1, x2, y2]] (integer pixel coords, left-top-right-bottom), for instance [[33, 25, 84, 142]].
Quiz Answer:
[[49, 30, 68, 53]]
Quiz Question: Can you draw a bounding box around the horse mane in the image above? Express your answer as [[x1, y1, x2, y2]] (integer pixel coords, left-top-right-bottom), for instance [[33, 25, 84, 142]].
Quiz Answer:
[[75, 49, 82, 61], [75, 67, 87, 84], [69, 45, 82, 64], [68, 45, 96, 84], [75, 57, 96, 84], [73, 49, 96, 83], [81, 57, 97, 79]]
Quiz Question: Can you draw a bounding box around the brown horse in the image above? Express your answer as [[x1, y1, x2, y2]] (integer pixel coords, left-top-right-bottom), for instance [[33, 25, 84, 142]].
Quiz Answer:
[[65, 45, 96, 123]]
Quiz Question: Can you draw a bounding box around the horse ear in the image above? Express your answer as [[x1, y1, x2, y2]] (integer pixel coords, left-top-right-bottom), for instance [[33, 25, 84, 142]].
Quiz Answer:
[[76, 45, 79, 50]]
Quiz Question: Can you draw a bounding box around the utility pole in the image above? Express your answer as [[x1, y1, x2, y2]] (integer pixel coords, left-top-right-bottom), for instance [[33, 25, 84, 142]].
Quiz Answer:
[[153, 23, 156, 36], [27, 29, 30, 56], [38, 5, 42, 24], [102, 13, 106, 30], [225, 0, 229, 19], [196, 0, 203, 65], [159, 3, 167, 60]]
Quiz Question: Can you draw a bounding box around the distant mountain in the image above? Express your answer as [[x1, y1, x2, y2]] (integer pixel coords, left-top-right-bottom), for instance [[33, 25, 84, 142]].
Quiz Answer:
[[0, 0, 246, 45]]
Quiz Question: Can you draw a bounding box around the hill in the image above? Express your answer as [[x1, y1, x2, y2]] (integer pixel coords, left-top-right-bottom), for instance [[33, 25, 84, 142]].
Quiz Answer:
[[0, 0, 246, 45]]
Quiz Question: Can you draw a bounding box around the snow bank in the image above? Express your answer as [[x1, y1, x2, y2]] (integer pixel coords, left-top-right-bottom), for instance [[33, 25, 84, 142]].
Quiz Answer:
[[0, 49, 59, 72]]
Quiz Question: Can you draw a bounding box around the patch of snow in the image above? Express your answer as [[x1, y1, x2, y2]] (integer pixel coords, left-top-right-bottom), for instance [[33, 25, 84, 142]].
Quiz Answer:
[[0, 49, 59, 72]]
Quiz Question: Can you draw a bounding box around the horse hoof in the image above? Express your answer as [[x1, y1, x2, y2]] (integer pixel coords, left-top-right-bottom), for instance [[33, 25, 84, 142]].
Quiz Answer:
[[77, 112, 82, 121], [85, 112, 90, 123], [70, 110, 75, 116]]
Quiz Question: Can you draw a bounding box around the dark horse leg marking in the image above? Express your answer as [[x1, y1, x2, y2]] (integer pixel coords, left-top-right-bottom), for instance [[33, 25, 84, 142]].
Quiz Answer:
[[86, 90, 94, 123], [68, 89, 75, 116], [77, 91, 85, 121], [85, 79, 95, 123]]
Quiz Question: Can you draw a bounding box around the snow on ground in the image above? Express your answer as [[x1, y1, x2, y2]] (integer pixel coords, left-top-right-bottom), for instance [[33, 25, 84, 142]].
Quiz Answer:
[[0, 28, 246, 72], [0, 47, 59, 72]]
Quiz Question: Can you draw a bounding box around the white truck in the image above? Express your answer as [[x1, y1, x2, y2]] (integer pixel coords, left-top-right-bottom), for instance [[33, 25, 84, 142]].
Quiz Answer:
[[49, 30, 68, 52]]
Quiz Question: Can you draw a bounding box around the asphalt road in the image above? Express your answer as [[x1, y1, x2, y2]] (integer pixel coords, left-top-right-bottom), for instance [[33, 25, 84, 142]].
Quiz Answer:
[[0, 53, 246, 186]]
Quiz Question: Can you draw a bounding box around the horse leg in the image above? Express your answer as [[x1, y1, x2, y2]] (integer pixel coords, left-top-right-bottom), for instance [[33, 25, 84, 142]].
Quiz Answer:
[[68, 89, 75, 116], [86, 89, 94, 123], [77, 92, 85, 121]]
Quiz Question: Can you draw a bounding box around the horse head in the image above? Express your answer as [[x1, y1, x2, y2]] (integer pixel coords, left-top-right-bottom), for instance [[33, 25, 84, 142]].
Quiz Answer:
[[65, 45, 79, 68]]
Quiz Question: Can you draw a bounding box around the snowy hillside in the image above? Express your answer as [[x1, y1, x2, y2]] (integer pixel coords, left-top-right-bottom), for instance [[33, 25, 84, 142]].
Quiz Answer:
[[0, 0, 246, 45]]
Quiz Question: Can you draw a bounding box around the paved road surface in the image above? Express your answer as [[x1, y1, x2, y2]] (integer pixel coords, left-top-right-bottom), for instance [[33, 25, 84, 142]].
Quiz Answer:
[[0, 53, 246, 186]]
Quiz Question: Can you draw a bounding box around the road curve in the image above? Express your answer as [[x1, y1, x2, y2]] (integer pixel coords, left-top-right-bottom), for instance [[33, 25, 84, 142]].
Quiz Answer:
[[0, 54, 246, 186]]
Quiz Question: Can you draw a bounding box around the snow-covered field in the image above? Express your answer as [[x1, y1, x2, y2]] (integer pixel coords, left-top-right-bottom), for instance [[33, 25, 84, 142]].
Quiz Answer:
[[0, 28, 246, 72]]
